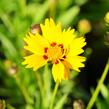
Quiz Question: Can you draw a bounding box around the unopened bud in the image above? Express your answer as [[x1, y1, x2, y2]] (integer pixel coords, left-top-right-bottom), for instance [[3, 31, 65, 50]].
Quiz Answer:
[[0, 100, 5, 109], [30, 24, 42, 35], [4, 60, 18, 75], [104, 12, 109, 24], [104, 32, 109, 46], [78, 19, 91, 35], [8, 65, 18, 75], [73, 99, 85, 109], [23, 24, 42, 56]]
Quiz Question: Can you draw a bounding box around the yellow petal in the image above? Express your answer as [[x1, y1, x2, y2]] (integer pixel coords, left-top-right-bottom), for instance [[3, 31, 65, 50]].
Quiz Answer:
[[66, 56, 86, 72], [40, 18, 62, 43], [52, 61, 65, 82], [22, 54, 48, 71], [68, 37, 86, 56], [61, 28, 76, 48], [62, 61, 71, 80], [24, 32, 49, 55]]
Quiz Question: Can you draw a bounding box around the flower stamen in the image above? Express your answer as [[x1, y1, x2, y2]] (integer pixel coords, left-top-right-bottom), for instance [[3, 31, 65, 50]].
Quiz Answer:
[[43, 55, 48, 60], [58, 44, 64, 48], [54, 60, 59, 64], [50, 42, 57, 47], [47, 43, 64, 61], [44, 47, 48, 53]]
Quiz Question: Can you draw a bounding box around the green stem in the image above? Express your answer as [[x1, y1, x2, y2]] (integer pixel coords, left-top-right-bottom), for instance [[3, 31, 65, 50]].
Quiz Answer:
[[34, 72, 45, 108], [49, 82, 59, 109], [17, 0, 27, 16], [0, 14, 16, 35], [86, 59, 109, 109], [49, 0, 57, 18], [14, 75, 33, 104], [7, 104, 15, 109], [35, 72, 44, 97]]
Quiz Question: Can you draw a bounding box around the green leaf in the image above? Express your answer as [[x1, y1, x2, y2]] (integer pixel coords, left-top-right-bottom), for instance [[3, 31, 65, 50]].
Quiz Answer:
[[57, 6, 80, 27], [26, 104, 34, 109], [7, 104, 16, 109], [0, 32, 17, 59], [96, 97, 108, 109], [100, 84, 108, 99], [27, 1, 49, 23], [0, 14, 16, 35], [43, 65, 51, 108], [58, 0, 74, 10], [0, 0, 17, 14], [75, 0, 88, 6], [54, 94, 68, 109]]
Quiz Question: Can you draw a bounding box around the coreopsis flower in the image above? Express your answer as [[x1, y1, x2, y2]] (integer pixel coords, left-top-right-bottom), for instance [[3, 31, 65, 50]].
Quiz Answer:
[[104, 12, 109, 24], [78, 19, 91, 34], [22, 18, 86, 82]]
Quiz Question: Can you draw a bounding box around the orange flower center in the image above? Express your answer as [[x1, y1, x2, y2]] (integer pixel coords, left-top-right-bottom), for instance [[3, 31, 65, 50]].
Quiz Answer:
[[48, 45, 63, 61], [43, 42, 66, 63]]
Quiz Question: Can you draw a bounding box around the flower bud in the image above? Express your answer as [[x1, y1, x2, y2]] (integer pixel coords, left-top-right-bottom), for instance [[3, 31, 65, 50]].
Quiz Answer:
[[0, 100, 5, 109], [23, 24, 42, 56], [78, 19, 91, 35], [30, 24, 42, 35], [104, 12, 109, 24], [104, 32, 109, 46], [4, 60, 18, 75], [73, 99, 85, 109]]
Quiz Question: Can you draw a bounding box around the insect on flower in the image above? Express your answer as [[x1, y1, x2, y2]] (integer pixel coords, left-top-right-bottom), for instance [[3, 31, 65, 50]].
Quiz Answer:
[[22, 18, 86, 82]]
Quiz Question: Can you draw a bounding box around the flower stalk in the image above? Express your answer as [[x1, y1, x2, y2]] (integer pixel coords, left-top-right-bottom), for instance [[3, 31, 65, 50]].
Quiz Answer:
[[34, 71, 46, 108], [86, 59, 109, 109], [49, 0, 57, 18], [49, 82, 59, 109], [14, 75, 33, 104]]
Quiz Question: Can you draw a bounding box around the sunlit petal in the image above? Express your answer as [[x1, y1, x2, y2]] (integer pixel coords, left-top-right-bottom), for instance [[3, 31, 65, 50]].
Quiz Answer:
[[22, 54, 48, 71], [24, 32, 49, 55], [52, 61, 65, 82], [66, 56, 86, 72], [40, 18, 62, 43], [68, 37, 86, 56]]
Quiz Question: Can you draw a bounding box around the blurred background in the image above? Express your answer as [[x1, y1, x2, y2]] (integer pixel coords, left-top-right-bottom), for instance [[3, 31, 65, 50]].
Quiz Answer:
[[0, 0, 109, 109]]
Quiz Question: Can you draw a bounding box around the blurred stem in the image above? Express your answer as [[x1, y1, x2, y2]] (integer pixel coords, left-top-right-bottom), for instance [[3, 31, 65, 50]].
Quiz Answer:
[[49, 82, 59, 109], [43, 65, 51, 108], [14, 75, 33, 104], [7, 104, 15, 109], [0, 14, 16, 35], [86, 59, 109, 109], [49, 0, 57, 18], [17, 0, 27, 16], [34, 72, 45, 107]]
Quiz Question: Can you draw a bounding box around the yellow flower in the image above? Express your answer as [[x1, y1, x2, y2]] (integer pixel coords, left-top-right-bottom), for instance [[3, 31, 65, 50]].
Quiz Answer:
[[78, 19, 91, 34], [22, 18, 86, 82], [104, 12, 109, 24]]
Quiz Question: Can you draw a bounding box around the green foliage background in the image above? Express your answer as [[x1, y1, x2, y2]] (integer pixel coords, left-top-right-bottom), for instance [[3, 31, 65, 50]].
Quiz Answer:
[[0, 0, 109, 109]]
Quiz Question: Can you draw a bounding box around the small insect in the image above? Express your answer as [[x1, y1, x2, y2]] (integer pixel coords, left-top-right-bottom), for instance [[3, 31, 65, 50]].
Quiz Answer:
[[30, 24, 42, 35]]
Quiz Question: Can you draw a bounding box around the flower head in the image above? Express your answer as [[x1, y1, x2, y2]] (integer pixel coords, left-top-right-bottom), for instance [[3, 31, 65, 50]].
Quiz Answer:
[[104, 12, 109, 24], [22, 18, 86, 82], [78, 19, 91, 34]]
